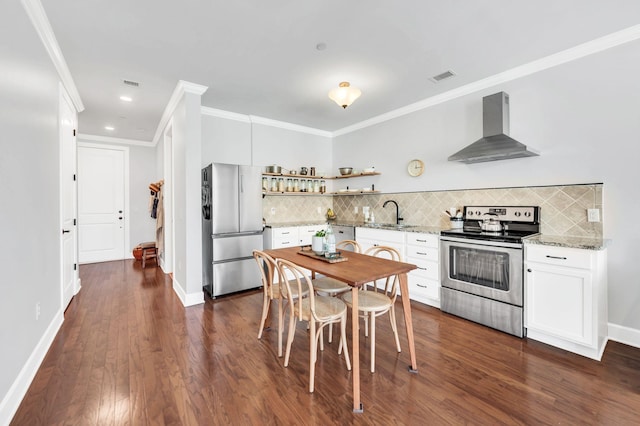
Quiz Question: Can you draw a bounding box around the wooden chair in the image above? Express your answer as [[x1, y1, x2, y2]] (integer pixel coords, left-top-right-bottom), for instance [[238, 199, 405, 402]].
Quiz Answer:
[[312, 240, 361, 342], [276, 258, 351, 393], [341, 245, 402, 373], [253, 250, 308, 357]]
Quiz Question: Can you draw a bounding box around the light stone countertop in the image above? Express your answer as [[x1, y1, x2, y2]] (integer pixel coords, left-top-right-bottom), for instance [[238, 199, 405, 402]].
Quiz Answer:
[[265, 222, 609, 249], [523, 234, 610, 250]]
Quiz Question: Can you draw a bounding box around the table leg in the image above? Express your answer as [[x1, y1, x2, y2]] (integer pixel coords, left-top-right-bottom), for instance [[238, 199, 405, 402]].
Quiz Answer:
[[398, 273, 418, 372], [351, 286, 363, 413]]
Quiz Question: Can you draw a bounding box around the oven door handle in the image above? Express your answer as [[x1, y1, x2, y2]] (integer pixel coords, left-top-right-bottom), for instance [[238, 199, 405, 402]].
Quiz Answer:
[[439, 235, 523, 249]]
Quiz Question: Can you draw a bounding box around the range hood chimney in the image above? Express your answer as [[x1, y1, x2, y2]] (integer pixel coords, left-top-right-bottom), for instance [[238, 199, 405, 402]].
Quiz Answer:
[[448, 92, 539, 164]]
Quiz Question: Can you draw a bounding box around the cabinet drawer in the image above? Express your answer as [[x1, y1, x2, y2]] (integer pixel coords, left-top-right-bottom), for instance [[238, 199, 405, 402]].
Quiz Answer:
[[406, 246, 438, 262], [408, 275, 440, 301], [406, 233, 439, 248], [272, 227, 299, 248], [408, 259, 439, 281], [526, 244, 593, 269]]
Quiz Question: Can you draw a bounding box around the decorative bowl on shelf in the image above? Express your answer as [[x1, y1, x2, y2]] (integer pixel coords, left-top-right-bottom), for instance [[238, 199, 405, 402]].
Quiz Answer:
[[339, 167, 353, 175], [363, 167, 376, 173]]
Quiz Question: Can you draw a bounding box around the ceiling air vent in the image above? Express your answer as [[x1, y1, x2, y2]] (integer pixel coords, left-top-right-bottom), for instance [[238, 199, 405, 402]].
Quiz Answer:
[[123, 79, 140, 87], [429, 70, 456, 83]]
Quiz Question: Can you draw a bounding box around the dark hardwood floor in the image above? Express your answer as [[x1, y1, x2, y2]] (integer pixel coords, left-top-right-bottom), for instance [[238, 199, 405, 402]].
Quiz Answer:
[[11, 260, 640, 425]]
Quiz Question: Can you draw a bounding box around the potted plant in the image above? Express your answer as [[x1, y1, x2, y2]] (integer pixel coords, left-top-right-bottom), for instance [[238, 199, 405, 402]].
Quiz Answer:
[[312, 230, 326, 255]]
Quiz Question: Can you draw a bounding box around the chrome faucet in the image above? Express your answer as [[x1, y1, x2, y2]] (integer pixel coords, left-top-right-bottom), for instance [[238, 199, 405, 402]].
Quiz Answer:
[[383, 200, 403, 225]]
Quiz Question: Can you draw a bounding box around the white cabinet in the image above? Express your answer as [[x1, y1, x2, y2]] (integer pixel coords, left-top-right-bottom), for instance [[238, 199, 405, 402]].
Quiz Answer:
[[298, 225, 323, 246], [355, 227, 405, 258], [356, 227, 405, 292], [406, 233, 440, 308], [524, 244, 608, 360], [263, 226, 299, 249]]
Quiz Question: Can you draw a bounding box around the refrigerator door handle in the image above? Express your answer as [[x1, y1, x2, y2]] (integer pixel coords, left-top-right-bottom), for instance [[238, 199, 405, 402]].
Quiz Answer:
[[239, 173, 243, 193]]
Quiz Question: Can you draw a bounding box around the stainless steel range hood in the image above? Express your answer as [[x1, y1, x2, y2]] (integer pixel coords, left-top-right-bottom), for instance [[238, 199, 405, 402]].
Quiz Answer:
[[448, 92, 539, 164]]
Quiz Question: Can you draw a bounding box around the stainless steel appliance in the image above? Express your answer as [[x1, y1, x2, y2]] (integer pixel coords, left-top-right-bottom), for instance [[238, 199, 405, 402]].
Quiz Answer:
[[202, 163, 264, 298], [440, 206, 540, 337], [448, 92, 540, 163]]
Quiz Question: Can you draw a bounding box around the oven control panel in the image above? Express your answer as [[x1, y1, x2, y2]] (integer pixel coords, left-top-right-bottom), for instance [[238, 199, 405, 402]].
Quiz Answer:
[[464, 206, 539, 223]]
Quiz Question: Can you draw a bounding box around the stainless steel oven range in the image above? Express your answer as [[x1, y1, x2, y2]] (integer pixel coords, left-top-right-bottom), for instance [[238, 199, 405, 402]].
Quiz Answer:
[[440, 206, 540, 337]]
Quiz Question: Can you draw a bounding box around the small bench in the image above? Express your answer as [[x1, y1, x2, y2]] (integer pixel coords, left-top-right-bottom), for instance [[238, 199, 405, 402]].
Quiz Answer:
[[139, 242, 157, 268]]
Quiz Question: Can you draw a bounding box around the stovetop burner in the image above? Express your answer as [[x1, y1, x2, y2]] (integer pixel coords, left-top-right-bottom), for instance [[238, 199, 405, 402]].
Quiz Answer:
[[440, 206, 540, 243]]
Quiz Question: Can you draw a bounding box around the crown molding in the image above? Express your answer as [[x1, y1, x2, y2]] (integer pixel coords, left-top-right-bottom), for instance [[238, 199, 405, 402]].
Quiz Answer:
[[248, 115, 332, 138], [21, 0, 84, 112], [201, 107, 332, 137], [152, 80, 208, 145], [201, 107, 251, 123], [78, 133, 153, 147], [333, 24, 640, 136]]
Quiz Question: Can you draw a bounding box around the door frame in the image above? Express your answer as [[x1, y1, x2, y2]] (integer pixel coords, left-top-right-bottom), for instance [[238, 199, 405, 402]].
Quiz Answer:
[[59, 85, 79, 307], [77, 141, 131, 262], [162, 121, 174, 274]]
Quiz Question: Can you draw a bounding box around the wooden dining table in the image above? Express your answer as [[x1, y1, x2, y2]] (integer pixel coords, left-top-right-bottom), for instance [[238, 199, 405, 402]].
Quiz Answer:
[[264, 246, 418, 413]]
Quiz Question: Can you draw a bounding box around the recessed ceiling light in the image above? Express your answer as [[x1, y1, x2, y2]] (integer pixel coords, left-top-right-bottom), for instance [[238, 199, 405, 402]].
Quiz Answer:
[[316, 42, 327, 51], [120, 96, 132, 102], [104, 126, 115, 131]]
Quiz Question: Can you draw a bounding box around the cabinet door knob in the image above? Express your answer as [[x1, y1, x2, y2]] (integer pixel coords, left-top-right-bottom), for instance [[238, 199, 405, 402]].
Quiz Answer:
[[527, 268, 532, 273]]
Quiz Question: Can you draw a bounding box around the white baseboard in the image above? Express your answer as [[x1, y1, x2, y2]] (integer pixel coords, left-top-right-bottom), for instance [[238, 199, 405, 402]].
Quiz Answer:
[[172, 278, 204, 307], [608, 323, 640, 349], [0, 309, 64, 426]]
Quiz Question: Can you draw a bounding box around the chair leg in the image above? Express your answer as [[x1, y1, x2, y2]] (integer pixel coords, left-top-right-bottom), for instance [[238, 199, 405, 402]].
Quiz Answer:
[[277, 299, 284, 357], [340, 313, 351, 371], [328, 322, 333, 343], [389, 305, 402, 353], [309, 320, 317, 393], [284, 314, 296, 367], [370, 312, 376, 373], [257, 294, 270, 339]]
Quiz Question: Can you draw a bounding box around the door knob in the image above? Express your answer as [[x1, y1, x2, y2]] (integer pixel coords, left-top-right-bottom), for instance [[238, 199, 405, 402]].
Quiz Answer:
[[62, 229, 70, 234], [119, 217, 123, 220]]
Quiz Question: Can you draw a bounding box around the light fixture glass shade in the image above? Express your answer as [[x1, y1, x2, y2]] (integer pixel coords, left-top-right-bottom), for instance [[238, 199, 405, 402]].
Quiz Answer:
[[328, 81, 361, 109]]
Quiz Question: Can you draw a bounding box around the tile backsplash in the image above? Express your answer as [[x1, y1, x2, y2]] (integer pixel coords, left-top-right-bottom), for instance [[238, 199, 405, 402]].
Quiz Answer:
[[264, 184, 603, 238]]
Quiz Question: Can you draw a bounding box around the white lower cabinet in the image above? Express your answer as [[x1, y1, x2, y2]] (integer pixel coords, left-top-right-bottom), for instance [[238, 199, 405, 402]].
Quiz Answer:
[[264, 226, 299, 249], [355, 227, 405, 258], [298, 225, 324, 246], [524, 244, 608, 360], [406, 233, 440, 308]]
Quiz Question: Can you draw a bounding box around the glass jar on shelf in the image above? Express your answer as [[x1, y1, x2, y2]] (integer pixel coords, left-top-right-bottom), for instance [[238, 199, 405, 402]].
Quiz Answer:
[[300, 179, 307, 192], [262, 177, 268, 191], [313, 180, 320, 193], [293, 178, 299, 192], [320, 180, 326, 193], [286, 178, 293, 192], [270, 178, 278, 192], [277, 178, 284, 192]]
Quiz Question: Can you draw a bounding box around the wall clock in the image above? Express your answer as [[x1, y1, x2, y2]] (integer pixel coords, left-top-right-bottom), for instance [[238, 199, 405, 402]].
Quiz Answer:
[[407, 159, 425, 177]]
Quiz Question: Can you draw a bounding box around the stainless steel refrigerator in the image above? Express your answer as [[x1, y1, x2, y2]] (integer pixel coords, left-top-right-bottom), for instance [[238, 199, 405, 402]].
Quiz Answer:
[[202, 163, 263, 297]]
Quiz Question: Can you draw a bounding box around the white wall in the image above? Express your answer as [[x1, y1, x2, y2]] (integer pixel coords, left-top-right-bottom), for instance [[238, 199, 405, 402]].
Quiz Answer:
[[0, 1, 65, 422], [170, 90, 204, 306], [128, 145, 159, 248], [334, 40, 640, 331]]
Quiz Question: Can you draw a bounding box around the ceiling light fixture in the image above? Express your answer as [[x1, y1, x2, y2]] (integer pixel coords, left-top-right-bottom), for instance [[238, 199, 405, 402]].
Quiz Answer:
[[104, 126, 115, 131], [328, 82, 361, 109], [120, 96, 132, 102]]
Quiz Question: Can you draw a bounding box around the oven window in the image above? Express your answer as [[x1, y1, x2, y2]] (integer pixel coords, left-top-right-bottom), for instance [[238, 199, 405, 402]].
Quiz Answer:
[[449, 246, 510, 291]]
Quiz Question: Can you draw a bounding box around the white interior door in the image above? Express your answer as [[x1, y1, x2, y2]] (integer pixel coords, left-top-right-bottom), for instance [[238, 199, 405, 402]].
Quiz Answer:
[[78, 145, 126, 263], [60, 88, 77, 309]]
